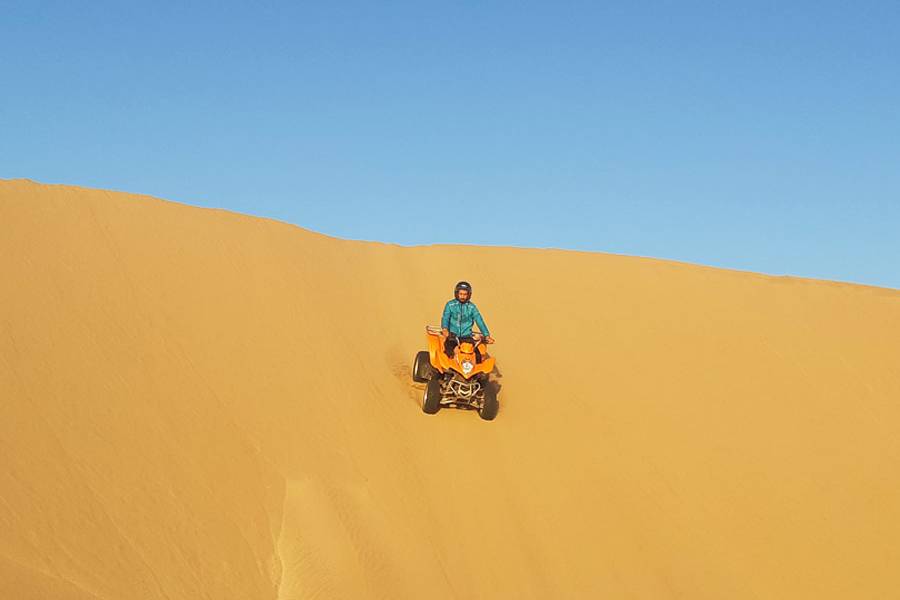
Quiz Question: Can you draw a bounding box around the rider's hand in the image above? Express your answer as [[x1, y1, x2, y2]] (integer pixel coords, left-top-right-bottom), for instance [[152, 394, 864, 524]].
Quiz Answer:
[[485, 336, 495, 344]]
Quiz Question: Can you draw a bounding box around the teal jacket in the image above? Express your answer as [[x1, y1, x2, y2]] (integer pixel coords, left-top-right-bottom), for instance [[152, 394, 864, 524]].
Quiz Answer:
[[442, 299, 490, 338]]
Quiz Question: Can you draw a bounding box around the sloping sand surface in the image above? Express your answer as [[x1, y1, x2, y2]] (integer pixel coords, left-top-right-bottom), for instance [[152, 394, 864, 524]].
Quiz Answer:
[[2, 178, 899, 599]]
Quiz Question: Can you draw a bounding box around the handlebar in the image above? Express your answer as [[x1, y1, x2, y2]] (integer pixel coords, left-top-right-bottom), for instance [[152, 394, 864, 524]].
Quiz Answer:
[[471, 333, 495, 344], [425, 325, 494, 343]]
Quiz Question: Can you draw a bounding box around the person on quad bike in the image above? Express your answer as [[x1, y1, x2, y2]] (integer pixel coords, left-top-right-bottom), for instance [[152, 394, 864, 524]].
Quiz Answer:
[[441, 281, 494, 361]]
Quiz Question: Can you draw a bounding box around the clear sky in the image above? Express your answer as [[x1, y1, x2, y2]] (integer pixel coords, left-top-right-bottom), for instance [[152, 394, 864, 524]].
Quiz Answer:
[[3, 1, 899, 289]]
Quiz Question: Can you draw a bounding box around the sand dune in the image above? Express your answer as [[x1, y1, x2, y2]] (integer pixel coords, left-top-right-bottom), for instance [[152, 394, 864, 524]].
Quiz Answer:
[[1, 178, 898, 599]]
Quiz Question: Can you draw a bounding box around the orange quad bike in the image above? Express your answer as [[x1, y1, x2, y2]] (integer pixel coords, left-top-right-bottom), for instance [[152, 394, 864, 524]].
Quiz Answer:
[[411, 325, 499, 420]]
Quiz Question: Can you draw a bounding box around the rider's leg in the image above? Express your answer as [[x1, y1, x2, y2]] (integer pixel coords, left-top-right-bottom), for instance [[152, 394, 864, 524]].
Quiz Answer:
[[473, 334, 485, 362], [444, 336, 458, 358]]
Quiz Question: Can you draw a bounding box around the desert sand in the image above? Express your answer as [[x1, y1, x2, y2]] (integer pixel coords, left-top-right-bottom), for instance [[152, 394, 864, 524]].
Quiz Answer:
[[1, 178, 898, 599]]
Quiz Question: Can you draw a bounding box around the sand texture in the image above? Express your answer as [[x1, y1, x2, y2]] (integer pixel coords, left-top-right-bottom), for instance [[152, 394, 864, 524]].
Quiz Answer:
[[1, 179, 899, 599]]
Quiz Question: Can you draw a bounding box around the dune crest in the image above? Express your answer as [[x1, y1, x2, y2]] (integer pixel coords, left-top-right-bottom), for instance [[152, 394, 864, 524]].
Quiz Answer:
[[1, 179, 898, 599]]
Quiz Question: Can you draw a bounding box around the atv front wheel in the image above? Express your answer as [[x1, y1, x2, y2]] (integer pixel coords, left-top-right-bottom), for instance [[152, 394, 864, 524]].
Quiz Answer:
[[478, 384, 499, 421], [412, 351, 434, 383], [422, 378, 442, 414]]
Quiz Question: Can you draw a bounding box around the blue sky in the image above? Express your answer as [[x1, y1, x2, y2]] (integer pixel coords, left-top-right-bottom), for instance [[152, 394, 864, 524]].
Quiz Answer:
[[2, 1, 898, 289]]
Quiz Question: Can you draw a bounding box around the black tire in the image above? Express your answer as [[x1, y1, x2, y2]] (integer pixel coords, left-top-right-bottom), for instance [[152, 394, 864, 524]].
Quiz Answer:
[[479, 384, 499, 421], [422, 378, 442, 414], [412, 351, 434, 383]]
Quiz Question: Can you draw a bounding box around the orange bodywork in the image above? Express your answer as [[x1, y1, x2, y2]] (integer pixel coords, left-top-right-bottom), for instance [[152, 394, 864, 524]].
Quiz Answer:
[[425, 327, 495, 379]]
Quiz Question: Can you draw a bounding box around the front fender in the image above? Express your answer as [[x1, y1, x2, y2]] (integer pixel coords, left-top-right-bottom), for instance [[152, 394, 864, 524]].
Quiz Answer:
[[426, 333, 446, 373]]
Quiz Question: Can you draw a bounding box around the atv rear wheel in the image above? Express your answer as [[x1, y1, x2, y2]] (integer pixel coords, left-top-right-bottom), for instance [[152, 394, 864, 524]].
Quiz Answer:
[[478, 384, 499, 421], [422, 378, 442, 414], [412, 351, 434, 383]]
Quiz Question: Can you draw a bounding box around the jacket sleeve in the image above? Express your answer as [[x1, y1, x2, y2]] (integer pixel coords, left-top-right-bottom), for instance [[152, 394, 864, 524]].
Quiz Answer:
[[473, 304, 490, 337], [441, 301, 452, 330]]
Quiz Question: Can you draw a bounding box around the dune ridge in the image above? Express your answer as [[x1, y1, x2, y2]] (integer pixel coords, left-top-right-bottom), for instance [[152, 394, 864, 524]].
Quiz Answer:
[[1, 178, 898, 599]]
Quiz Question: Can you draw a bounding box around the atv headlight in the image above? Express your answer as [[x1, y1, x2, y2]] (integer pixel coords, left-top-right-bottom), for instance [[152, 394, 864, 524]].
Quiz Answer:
[[461, 361, 474, 374]]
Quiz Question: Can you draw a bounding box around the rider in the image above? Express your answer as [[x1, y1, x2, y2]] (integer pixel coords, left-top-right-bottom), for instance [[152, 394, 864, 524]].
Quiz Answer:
[[441, 281, 494, 361]]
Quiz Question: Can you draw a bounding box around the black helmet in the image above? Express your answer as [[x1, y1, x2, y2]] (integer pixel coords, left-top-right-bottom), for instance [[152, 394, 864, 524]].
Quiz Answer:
[[454, 280, 472, 302]]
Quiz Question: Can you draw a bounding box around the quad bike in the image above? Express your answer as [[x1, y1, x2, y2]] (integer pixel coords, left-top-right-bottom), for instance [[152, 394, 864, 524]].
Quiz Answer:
[[411, 325, 499, 420]]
